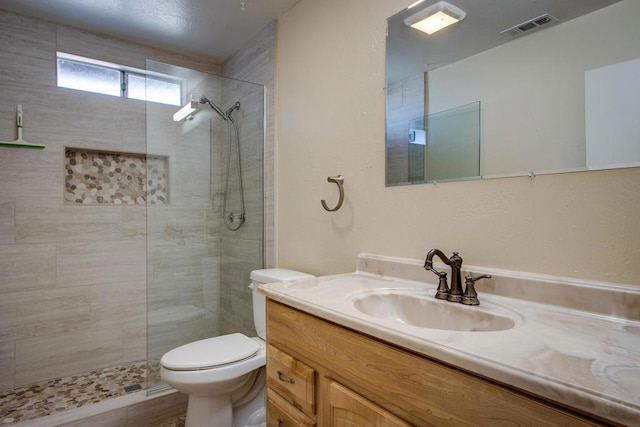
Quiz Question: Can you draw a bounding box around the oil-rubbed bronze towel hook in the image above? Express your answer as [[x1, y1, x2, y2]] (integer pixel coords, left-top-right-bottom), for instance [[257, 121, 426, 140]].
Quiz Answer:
[[321, 175, 344, 212]]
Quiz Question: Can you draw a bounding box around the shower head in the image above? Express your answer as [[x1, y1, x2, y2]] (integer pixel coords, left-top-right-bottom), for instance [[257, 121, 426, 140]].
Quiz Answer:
[[193, 95, 241, 123]]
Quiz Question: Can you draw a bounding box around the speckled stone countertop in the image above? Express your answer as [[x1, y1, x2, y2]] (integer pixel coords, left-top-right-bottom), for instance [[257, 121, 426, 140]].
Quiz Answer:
[[259, 254, 640, 426]]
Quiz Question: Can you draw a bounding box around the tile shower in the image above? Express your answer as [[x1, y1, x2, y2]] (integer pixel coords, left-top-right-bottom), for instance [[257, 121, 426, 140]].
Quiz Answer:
[[0, 9, 269, 425]]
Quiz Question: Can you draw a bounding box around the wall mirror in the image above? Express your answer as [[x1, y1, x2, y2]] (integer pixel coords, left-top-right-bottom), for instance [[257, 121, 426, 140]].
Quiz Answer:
[[385, 0, 640, 186]]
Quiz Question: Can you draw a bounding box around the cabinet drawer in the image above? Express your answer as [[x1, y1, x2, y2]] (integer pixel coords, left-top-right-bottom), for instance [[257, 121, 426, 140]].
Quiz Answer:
[[267, 344, 316, 416], [267, 388, 316, 427]]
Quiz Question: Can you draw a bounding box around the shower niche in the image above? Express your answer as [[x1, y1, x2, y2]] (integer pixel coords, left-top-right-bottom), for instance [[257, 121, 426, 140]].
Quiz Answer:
[[64, 148, 168, 205]]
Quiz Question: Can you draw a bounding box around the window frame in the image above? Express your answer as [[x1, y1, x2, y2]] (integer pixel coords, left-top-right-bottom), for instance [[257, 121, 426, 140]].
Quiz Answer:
[[56, 52, 184, 106]]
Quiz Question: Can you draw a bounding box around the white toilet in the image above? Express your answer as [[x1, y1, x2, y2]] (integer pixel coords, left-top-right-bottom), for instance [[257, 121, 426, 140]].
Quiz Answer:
[[160, 269, 314, 427]]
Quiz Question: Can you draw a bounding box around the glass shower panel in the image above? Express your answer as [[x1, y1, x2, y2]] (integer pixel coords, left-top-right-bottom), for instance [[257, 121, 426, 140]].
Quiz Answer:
[[145, 61, 264, 393], [408, 102, 480, 183]]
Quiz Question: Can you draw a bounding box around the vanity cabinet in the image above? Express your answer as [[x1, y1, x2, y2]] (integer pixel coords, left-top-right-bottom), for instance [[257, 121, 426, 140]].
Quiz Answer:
[[266, 300, 608, 426]]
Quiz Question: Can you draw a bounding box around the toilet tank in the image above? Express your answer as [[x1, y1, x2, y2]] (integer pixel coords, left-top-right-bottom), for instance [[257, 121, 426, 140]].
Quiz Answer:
[[250, 268, 314, 340]]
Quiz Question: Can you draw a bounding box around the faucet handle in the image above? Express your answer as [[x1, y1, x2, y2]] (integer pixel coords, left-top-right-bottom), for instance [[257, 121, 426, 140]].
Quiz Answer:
[[460, 274, 492, 306], [434, 271, 449, 300]]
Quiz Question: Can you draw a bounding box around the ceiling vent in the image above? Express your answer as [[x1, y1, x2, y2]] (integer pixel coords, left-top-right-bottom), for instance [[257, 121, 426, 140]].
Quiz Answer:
[[501, 14, 558, 37]]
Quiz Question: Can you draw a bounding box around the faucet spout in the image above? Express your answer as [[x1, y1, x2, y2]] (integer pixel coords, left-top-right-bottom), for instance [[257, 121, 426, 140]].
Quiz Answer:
[[424, 248, 451, 274], [424, 249, 452, 300], [424, 249, 464, 302]]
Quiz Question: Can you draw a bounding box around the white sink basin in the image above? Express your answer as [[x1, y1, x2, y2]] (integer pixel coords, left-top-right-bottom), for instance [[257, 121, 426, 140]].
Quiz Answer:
[[351, 290, 517, 332]]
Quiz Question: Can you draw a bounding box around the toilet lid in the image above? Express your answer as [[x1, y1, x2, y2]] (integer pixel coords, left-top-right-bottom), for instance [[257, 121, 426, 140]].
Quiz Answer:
[[161, 333, 259, 371]]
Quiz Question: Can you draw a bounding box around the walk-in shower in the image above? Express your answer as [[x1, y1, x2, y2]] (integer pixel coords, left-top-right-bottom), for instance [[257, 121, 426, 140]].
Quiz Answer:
[[0, 57, 265, 424]]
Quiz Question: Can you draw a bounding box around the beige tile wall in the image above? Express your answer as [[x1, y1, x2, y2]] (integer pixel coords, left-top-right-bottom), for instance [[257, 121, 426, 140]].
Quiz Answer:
[[223, 21, 275, 268], [0, 8, 227, 390], [218, 22, 275, 336], [385, 74, 424, 184]]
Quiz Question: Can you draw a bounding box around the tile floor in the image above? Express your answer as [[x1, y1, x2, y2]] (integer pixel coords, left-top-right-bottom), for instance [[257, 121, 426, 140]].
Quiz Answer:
[[147, 413, 186, 427], [0, 361, 146, 424]]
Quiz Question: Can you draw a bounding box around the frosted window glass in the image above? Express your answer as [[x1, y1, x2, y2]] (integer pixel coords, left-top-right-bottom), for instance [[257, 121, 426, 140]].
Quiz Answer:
[[127, 74, 146, 101], [130, 74, 181, 106], [57, 59, 121, 97], [56, 55, 182, 106]]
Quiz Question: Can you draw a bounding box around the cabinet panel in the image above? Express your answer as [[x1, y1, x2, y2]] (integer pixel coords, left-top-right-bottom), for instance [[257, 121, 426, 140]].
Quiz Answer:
[[267, 343, 316, 417], [327, 379, 412, 427], [267, 300, 603, 427], [267, 388, 316, 427]]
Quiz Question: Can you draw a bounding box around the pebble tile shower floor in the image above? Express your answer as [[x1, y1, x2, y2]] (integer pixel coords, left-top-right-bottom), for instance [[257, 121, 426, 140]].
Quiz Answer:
[[0, 360, 146, 424]]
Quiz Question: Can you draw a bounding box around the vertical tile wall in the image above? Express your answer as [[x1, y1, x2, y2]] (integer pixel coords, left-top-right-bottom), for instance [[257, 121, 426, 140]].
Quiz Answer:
[[219, 22, 276, 336], [0, 9, 223, 390], [385, 74, 424, 184]]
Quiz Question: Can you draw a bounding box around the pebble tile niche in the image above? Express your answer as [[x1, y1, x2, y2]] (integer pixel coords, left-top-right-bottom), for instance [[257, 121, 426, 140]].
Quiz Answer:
[[65, 148, 168, 205]]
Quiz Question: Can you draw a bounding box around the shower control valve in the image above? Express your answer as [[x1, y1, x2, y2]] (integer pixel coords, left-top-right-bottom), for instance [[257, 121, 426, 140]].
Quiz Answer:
[[227, 213, 245, 223]]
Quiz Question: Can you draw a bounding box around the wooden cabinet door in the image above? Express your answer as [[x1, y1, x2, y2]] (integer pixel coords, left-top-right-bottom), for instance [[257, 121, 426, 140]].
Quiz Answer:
[[327, 380, 412, 427]]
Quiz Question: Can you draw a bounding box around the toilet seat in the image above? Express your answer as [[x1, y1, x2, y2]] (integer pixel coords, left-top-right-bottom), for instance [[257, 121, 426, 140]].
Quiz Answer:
[[161, 333, 259, 371]]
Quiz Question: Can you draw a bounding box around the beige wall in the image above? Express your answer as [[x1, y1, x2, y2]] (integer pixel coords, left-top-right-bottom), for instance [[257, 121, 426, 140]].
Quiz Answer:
[[275, 0, 640, 286]]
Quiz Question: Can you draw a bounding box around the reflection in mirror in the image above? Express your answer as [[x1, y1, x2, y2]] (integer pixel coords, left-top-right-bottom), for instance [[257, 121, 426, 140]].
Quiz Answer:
[[385, 0, 640, 186], [408, 102, 480, 183]]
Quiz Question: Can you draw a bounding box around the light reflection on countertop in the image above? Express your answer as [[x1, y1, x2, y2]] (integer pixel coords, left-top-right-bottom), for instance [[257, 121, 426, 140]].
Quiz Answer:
[[259, 254, 640, 426]]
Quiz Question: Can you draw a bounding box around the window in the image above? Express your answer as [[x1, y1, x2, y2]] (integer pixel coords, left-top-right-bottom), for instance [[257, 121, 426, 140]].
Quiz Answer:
[[56, 52, 182, 106]]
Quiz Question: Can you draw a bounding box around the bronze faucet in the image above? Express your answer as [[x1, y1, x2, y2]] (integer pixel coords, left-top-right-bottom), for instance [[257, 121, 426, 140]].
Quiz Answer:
[[424, 249, 491, 305], [424, 249, 463, 302]]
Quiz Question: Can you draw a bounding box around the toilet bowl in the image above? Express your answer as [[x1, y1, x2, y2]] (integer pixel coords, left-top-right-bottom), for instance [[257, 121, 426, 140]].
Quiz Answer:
[[160, 269, 314, 427]]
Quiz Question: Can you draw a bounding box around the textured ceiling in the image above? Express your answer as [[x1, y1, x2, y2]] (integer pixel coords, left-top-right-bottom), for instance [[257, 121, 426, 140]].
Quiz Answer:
[[0, 0, 300, 63]]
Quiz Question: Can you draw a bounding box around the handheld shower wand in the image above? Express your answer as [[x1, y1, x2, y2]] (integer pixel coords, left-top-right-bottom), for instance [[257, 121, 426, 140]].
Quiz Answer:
[[196, 95, 245, 231]]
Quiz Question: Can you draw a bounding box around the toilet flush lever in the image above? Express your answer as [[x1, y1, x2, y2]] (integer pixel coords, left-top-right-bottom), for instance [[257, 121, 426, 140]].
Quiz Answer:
[[277, 371, 295, 384]]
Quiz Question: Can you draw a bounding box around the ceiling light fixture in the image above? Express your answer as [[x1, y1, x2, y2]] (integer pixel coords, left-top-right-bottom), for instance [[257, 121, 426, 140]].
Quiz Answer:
[[404, 1, 466, 35]]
